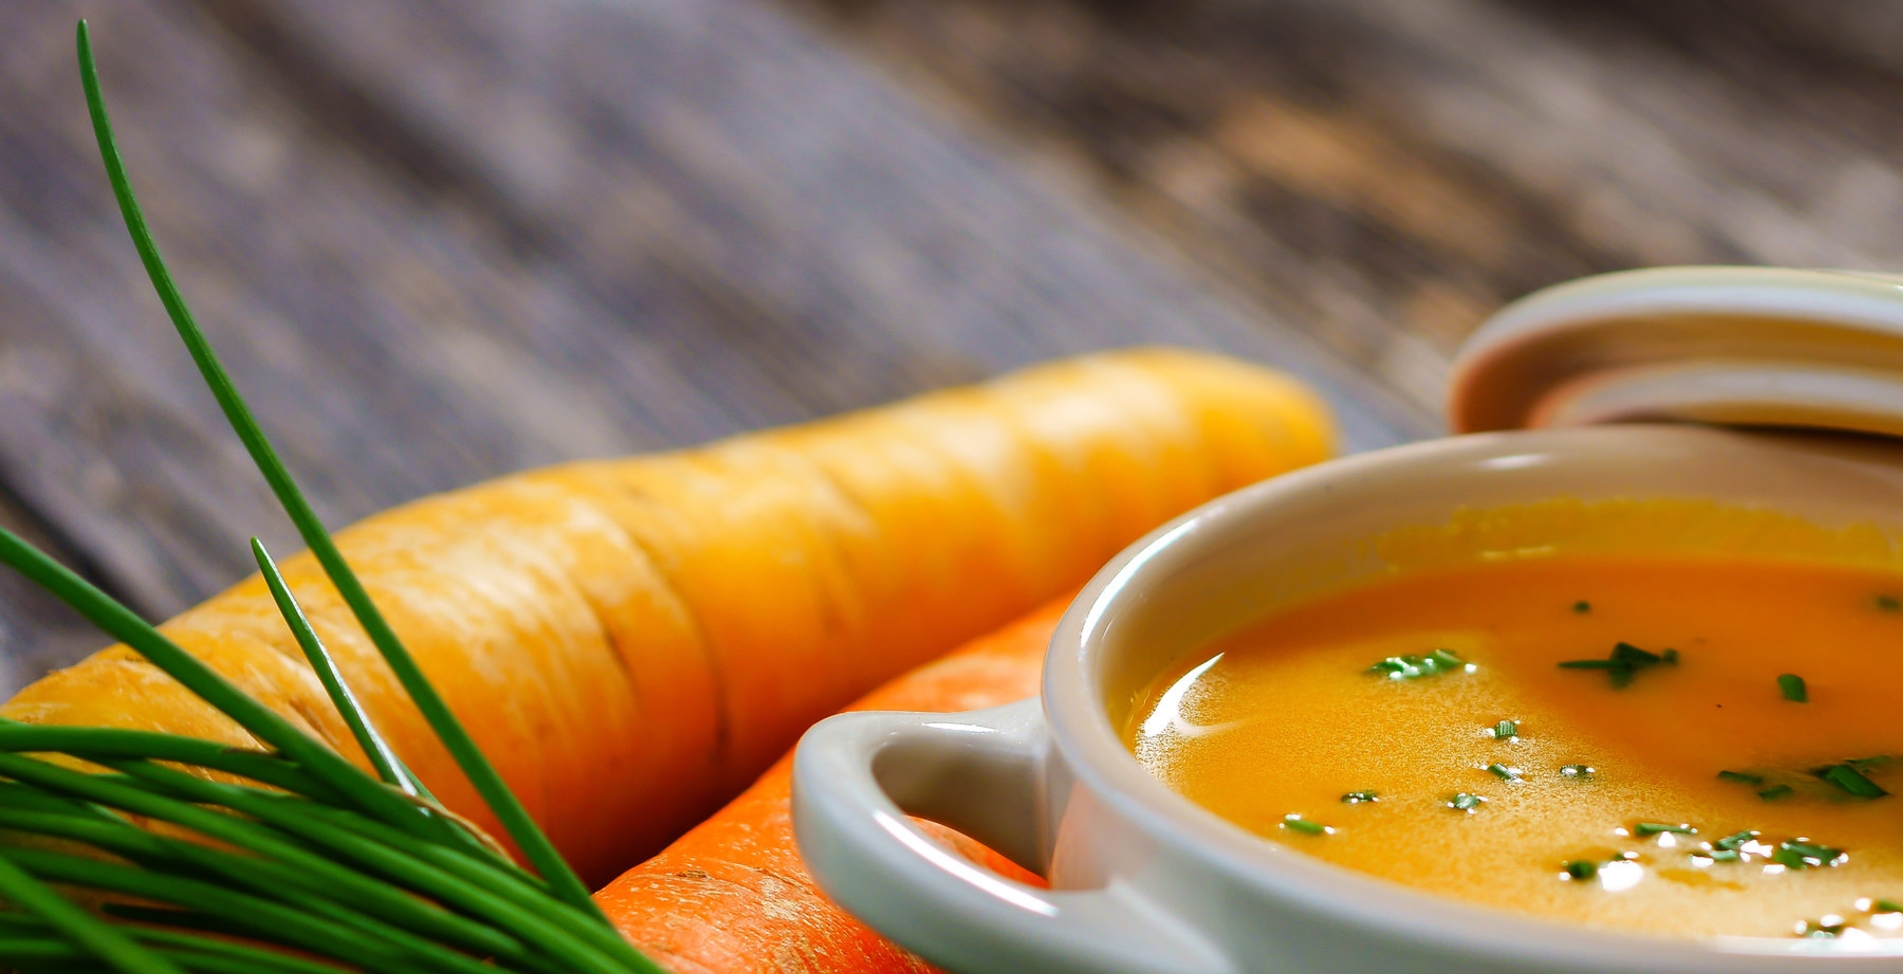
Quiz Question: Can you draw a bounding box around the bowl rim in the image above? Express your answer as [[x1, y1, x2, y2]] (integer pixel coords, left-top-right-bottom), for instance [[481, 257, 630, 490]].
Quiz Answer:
[[1447, 265, 1903, 436], [1042, 424, 1903, 969]]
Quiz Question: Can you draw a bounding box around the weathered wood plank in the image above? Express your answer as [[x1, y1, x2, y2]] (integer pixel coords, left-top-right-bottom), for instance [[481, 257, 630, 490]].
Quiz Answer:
[[0, 0, 1424, 691], [1, 1, 751, 618], [781, 0, 1903, 411], [194, 0, 1426, 441], [9, 0, 1898, 694]]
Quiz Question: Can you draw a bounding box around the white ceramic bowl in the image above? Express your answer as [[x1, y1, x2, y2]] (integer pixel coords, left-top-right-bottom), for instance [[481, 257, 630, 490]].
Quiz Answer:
[[792, 424, 1903, 973]]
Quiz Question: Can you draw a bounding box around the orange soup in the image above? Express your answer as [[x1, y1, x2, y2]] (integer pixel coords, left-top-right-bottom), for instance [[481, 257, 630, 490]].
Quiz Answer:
[[1127, 555, 1903, 940]]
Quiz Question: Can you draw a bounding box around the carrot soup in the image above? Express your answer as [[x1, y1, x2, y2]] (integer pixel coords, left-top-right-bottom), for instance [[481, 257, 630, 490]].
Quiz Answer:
[[1127, 554, 1903, 941]]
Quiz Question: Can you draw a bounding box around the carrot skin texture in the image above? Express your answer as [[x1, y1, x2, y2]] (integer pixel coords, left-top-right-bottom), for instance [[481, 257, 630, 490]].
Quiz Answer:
[[594, 598, 1066, 974], [2, 348, 1332, 883]]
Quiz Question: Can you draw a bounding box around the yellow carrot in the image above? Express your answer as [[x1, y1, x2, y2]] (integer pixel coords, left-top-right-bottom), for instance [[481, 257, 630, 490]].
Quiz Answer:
[[3, 347, 1331, 883]]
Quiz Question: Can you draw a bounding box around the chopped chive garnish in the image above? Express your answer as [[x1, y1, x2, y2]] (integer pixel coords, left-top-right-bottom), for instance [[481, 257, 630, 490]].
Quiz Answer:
[[1563, 860, 1597, 880], [1560, 764, 1595, 779], [1771, 846, 1809, 869], [1772, 840, 1843, 869], [1368, 649, 1470, 680], [1759, 784, 1794, 801], [1716, 770, 1764, 786], [1447, 793, 1485, 812], [1339, 791, 1378, 804], [1814, 763, 1889, 798], [1572, 601, 1591, 614], [1707, 849, 1741, 862], [1799, 919, 1845, 938], [1875, 900, 1903, 914], [1557, 642, 1676, 689], [1778, 674, 1808, 703], [1846, 755, 1897, 770], [1634, 822, 1696, 837], [1611, 642, 1661, 666], [1486, 763, 1521, 782], [1281, 814, 1330, 835], [1788, 841, 1841, 861], [1715, 830, 1758, 851], [1490, 720, 1518, 740], [1877, 595, 1901, 612]]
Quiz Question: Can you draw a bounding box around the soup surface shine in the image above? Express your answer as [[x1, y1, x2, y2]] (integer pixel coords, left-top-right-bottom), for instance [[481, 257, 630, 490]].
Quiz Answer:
[[1127, 555, 1903, 940]]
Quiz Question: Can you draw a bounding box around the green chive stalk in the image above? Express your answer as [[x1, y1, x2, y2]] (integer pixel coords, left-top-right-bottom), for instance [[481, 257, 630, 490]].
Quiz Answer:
[[0, 21, 669, 974], [74, 19, 595, 916], [251, 538, 421, 797]]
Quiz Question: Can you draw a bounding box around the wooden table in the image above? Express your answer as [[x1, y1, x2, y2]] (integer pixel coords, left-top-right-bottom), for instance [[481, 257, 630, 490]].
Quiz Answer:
[[1, 0, 1895, 693]]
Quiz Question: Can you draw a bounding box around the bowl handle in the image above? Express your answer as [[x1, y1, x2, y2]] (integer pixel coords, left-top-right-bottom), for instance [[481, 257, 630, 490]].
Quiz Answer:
[[792, 698, 1235, 974]]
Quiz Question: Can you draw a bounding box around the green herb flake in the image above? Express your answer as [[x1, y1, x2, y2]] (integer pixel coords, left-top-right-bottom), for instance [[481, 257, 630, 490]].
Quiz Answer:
[[1799, 919, 1845, 939], [1715, 830, 1759, 851], [1340, 790, 1379, 804], [1771, 846, 1810, 870], [1716, 770, 1764, 786], [1560, 764, 1595, 779], [1876, 594, 1901, 612], [1707, 849, 1742, 862], [1759, 784, 1795, 801], [1611, 642, 1662, 666], [1486, 763, 1522, 782], [1573, 601, 1591, 614], [1778, 673, 1808, 703], [1490, 720, 1518, 740], [1874, 900, 1903, 915], [1447, 793, 1486, 812], [1772, 840, 1844, 869], [1558, 642, 1676, 689], [1563, 860, 1597, 880], [1281, 814, 1330, 835], [1634, 822, 1697, 837], [1815, 763, 1889, 799], [1368, 649, 1471, 681]]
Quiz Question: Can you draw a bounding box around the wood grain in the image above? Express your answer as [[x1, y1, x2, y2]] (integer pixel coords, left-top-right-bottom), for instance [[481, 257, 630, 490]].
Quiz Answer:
[[11, 0, 1903, 696], [0, 0, 1425, 692], [782, 0, 1903, 412]]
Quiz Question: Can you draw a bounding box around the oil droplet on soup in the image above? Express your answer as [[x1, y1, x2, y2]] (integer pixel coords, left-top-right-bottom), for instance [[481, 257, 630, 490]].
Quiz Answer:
[[1126, 556, 1903, 940]]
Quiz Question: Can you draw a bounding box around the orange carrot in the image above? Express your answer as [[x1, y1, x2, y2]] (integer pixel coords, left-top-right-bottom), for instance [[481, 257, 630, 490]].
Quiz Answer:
[[5, 348, 1331, 883], [594, 596, 1066, 974]]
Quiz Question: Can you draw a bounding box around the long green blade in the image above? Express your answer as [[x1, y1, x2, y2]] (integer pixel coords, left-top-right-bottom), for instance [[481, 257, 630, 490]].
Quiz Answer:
[[0, 854, 183, 974], [75, 21, 595, 914], [0, 721, 334, 801], [0, 928, 349, 974], [0, 754, 522, 965], [1, 846, 482, 974], [253, 540, 511, 860], [251, 539, 420, 796], [0, 527, 425, 836]]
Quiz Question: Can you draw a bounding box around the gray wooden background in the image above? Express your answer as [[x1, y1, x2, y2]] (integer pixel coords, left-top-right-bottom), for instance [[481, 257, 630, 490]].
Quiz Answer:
[[2, 0, 1899, 693]]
